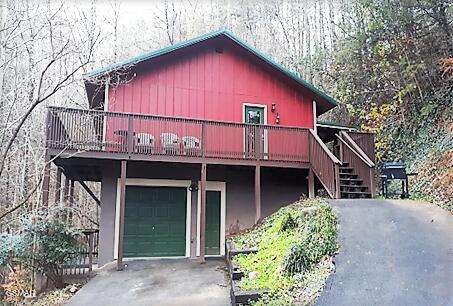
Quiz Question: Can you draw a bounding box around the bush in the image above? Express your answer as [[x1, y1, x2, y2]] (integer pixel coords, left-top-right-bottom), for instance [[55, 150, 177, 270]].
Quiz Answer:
[[232, 199, 337, 296], [282, 203, 337, 275], [1, 218, 81, 289]]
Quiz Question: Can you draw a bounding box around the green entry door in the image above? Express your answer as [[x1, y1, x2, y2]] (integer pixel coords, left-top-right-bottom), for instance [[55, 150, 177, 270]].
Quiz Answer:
[[123, 186, 187, 257], [205, 191, 221, 255], [244, 105, 265, 157]]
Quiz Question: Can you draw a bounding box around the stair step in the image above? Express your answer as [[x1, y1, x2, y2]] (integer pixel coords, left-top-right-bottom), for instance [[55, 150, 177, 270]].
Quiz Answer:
[[340, 178, 362, 182], [341, 186, 368, 192], [339, 166, 354, 170], [341, 191, 371, 199], [340, 173, 358, 178]]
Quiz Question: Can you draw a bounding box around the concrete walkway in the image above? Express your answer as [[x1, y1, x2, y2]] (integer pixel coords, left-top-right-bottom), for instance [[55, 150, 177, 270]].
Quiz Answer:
[[66, 258, 230, 306], [317, 199, 453, 306]]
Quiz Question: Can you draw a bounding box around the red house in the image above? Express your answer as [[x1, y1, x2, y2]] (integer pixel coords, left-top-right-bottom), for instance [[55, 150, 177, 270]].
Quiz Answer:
[[43, 30, 375, 268]]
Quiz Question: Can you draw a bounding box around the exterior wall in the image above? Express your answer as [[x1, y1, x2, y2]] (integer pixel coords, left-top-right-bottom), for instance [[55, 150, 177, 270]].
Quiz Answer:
[[108, 44, 314, 128], [98, 161, 307, 266]]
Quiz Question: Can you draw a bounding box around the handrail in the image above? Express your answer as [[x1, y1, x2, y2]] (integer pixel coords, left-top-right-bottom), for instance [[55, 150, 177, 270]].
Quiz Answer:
[[336, 134, 374, 167], [339, 131, 375, 166], [309, 129, 341, 164], [47, 106, 310, 132]]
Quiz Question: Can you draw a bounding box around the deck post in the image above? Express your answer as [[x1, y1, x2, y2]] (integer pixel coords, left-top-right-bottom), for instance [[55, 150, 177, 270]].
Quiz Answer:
[[54, 167, 62, 206], [254, 164, 261, 223], [369, 167, 375, 197], [334, 164, 341, 199], [117, 160, 127, 271], [199, 163, 207, 263], [41, 155, 51, 210], [68, 180, 75, 221], [308, 168, 315, 198]]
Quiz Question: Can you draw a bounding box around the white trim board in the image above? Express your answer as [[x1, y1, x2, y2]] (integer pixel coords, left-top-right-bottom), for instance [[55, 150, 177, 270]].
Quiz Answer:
[[114, 179, 192, 260], [196, 181, 226, 257]]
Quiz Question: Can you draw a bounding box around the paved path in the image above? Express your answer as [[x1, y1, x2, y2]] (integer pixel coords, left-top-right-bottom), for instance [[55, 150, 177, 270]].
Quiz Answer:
[[67, 258, 230, 306], [317, 199, 453, 306]]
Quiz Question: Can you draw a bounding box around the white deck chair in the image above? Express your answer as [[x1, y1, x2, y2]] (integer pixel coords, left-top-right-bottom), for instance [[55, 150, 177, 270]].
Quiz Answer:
[[136, 133, 155, 154], [160, 133, 180, 154], [182, 136, 201, 156]]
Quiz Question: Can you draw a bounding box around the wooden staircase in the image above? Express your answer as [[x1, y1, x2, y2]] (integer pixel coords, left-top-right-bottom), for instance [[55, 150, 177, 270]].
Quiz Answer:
[[339, 162, 371, 198]]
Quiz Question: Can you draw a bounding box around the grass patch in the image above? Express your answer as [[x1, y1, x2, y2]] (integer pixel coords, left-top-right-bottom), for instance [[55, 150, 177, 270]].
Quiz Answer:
[[230, 198, 337, 305]]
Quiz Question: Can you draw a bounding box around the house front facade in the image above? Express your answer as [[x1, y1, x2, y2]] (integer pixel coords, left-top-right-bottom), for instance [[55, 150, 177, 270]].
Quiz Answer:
[[42, 30, 375, 268]]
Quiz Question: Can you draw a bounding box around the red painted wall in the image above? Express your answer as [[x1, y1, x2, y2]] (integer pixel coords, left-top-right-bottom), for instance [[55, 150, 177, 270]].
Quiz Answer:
[[107, 45, 314, 128]]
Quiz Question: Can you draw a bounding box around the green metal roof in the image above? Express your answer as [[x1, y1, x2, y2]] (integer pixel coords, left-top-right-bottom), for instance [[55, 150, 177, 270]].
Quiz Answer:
[[85, 29, 338, 109]]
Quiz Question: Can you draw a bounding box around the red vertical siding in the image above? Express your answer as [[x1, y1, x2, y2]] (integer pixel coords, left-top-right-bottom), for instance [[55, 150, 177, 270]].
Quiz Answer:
[[108, 45, 314, 128]]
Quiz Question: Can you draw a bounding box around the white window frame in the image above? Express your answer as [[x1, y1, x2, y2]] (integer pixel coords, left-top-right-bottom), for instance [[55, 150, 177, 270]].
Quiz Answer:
[[114, 178, 192, 260], [196, 181, 226, 257], [242, 103, 268, 157]]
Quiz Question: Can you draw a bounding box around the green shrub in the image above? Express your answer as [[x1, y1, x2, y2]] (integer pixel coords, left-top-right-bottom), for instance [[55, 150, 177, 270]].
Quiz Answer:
[[282, 203, 337, 276], [232, 199, 337, 296], [2, 218, 81, 289]]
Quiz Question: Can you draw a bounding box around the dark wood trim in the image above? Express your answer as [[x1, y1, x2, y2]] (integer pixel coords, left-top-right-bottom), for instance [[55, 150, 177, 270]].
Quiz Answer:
[[254, 164, 261, 224], [63, 175, 70, 203], [199, 163, 207, 263], [308, 167, 314, 198], [47, 149, 310, 170], [54, 167, 62, 205], [117, 160, 127, 271], [77, 180, 101, 206], [41, 155, 51, 209]]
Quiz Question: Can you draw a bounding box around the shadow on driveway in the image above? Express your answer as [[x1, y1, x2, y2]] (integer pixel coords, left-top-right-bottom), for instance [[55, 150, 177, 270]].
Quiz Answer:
[[67, 258, 230, 306]]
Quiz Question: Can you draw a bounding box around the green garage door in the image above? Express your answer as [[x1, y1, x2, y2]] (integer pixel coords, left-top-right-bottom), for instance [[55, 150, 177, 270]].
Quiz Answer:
[[123, 186, 187, 257]]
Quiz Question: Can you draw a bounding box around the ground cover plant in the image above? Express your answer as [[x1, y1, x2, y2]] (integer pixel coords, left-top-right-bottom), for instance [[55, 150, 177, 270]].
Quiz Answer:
[[231, 198, 337, 305]]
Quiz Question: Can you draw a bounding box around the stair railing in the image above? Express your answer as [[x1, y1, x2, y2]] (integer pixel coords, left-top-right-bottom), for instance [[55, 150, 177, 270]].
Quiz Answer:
[[337, 131, 376, 196], [309, 130, 342, 198]]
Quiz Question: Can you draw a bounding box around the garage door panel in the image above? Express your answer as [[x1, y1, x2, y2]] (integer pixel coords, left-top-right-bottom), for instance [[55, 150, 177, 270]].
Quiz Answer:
[[123, 186, 187, 257]]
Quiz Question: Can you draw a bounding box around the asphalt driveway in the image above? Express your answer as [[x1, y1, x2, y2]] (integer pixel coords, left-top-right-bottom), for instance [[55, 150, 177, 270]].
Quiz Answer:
[[317, 199, 453, 306], [66, 258, 230, 306]]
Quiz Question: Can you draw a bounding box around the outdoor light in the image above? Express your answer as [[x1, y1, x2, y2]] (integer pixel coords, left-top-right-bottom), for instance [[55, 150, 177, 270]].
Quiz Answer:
[[276, 113, 280, 124], [189, 183, 199, 192], [271, 103, 276, 112]]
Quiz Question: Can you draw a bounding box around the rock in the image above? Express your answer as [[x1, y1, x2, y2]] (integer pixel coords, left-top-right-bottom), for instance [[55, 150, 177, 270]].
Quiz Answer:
[[249, 271, 259, 280], [69, 285, 78, 293]]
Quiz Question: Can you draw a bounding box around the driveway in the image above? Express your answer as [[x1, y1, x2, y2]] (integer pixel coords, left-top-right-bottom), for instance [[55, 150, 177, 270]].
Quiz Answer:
[[317, 199, 453, 306], [67, 258, 230, 306]]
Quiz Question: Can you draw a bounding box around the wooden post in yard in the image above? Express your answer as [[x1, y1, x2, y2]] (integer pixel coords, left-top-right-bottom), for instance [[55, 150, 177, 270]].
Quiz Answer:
[[254, 164, 261, 224], [117, 160, 127, 271], [199, 163, 207, 263], [308, 168, 315, 198]]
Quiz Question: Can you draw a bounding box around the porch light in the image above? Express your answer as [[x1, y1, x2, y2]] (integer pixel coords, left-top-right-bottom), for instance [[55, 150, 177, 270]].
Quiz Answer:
[[276, 113, 280, 124], [271, 103, 276, 112], [189, 183, 199, 192]]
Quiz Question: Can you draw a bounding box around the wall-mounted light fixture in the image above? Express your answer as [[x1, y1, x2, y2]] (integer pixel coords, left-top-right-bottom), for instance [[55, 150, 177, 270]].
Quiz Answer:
[[276, 113, 280, 124], [189, 183, 199, 192], [271, 103, 276, 112]]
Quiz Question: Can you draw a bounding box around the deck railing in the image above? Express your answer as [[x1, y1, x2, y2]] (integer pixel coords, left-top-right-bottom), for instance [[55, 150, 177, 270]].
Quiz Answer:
[[46, 107, 310, 163], [309, 130, 341, 198], [337, 131, 375, 196]]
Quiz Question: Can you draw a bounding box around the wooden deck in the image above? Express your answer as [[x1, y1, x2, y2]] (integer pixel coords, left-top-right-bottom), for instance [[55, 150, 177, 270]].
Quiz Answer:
[[46, 106, 312, 168]]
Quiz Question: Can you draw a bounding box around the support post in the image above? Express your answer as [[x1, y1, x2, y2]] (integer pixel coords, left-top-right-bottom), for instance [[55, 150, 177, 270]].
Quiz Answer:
[[199, 163, 207, 263], [369, 167, 376, 198], [254, 165, 261, 223], [308, 168, 315, 198], [41, 155, 51, 209], [334, 164, 341, 199], [117, 160, 127, 271], [54, 167, 62, 206], [68, 180, 74, 221]]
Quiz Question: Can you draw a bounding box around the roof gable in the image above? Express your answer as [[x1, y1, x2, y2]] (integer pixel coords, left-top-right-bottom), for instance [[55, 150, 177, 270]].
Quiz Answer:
[[85, 30, 337, 114]]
